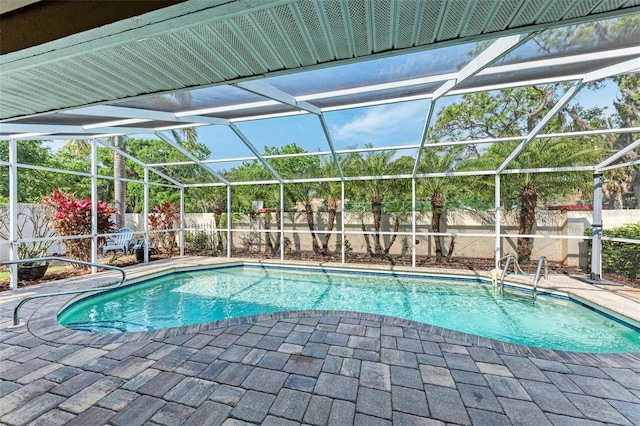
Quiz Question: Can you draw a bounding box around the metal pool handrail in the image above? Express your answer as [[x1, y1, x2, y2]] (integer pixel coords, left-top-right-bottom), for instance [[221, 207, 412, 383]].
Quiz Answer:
[[497, 254, 522, 293], [1, 256, 127, 327], [533, 256, 548, 302]]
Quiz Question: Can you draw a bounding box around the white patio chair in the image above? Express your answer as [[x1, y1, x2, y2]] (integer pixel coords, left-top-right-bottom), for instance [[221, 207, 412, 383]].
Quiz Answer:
[[102, 227, 134, 256], [132, 238, 158, 254]]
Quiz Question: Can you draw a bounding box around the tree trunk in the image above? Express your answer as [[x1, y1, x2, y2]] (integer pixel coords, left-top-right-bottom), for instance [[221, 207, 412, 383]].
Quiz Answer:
[[360, 217, 373, 256], [431, 189, 445, 262], [383, 216, 401, 255], [446, 237, 455, 260], [517, 185, 537, 262], [113, 136, 126, 228], [372, 199, 383, 254], [322, 198, 337, 255], [263, 212, 274, 254], [274, 208, 282, 254], [213, 205, 224, 253], [305, 202, 321, 254]]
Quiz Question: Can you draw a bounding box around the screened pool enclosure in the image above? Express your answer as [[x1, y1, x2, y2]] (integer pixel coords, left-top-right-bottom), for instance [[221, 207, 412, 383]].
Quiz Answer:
[[1, 1, 639, 290]]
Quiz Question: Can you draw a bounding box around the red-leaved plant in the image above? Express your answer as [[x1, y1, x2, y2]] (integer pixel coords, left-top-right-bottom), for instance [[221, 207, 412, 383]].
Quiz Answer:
[[43, 189, 116, 264], [148, 202, 180, 255]]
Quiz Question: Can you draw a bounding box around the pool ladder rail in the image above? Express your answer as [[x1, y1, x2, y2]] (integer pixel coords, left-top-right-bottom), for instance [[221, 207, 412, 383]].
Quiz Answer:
[[497, 254, 547, 302], [496, 253, 524, 293], [532, 256, 548, 302], [1, 256, 127, 327]]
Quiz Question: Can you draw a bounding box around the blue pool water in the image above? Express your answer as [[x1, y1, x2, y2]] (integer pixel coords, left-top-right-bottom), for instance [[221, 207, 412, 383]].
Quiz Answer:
[[58, 266, 640, 353]]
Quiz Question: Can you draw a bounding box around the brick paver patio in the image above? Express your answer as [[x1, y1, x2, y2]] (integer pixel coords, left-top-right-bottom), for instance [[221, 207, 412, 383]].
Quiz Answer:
[[1, 258, 639, 425]]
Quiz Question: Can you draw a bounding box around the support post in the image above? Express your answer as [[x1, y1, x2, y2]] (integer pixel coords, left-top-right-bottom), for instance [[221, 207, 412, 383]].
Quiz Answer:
[[227, 185, 232, 258], [91, 139, 98, 273], [494, 174, 501, 268], [590, 172, 604, 280], [8, 138, 18, 290], [412, 178, 416, 268], [341, 181, 345, 264], [143, 167, 149, 263], [280, 183, 284, 261], [180, 187, 185, 257]]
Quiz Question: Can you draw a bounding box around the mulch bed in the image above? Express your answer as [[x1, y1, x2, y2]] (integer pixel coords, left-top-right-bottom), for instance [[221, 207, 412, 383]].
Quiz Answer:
[[0, 254, 168, 292], [2, 251, 637, 291], [232, 250, 640, 289]]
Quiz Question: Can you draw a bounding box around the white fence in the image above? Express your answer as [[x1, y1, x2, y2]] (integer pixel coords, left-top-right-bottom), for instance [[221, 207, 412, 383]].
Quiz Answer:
[[1, 208, 637, 266]]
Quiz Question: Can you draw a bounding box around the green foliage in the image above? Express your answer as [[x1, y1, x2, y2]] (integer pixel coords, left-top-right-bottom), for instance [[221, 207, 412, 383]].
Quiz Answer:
[[0, 141, 55, 202], [124, 138, 215, 212], [148, 202, 180, 255], [335, 238, 353, 256], [345, 148, 410, 205], [602, 223, 640, 279], [226, 153, 280, 214], [184, 231, 211, 252], [43, 189, 116, 263], [470, 138, 605, 207]]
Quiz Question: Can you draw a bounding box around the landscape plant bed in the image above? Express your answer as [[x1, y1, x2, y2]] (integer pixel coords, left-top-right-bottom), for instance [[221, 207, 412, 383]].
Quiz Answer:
[[2, 252, 637, 292], [232, 249, 640, 288], [0, 254, 168, 292]]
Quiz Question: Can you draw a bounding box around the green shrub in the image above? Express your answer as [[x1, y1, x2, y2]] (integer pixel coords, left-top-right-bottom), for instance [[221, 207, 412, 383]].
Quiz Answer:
[[602, 222, 640, 279], [185, 231, 210, 252], [587, 222, 640, 279]]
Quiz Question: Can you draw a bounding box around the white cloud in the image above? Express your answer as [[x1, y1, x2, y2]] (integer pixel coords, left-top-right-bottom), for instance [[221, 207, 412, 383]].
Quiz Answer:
[[332, 102, 427, 145]]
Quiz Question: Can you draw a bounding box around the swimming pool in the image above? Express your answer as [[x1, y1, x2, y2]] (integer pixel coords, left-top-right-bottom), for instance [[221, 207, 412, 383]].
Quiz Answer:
[[58, 265, 640, 353]]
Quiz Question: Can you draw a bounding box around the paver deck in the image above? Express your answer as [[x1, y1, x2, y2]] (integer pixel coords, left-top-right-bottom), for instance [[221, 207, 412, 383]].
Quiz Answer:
[[1, 257, 639, 425]]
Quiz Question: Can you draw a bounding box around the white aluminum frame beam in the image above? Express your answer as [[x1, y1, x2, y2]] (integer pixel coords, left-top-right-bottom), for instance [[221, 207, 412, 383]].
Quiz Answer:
[[90, 139, 99, 273], [317, 114, 345, 180], [8, 138, 18, 290], [497, 81, 584, 174], [584, 57, 640, 83], [413, 34, 533, 176], [154, 127, 640, 168], [483, 47, 639, 78], [596, 139, 640, 170], [183, 165, 596, 187], [412, 101, 436, 176], [155, 132, 230, 186], [94, 137, 183, 187], [63, 105, 229, 126], [234, 80, 344, 180], [228, 123, 283, 183], [235, 80, 321, 115], [0, 123, 158, 135], [598, 158, 640, 172]]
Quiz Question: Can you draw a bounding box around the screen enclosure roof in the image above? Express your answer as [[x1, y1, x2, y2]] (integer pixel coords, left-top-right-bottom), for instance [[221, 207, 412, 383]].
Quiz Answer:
[[1, 0, 639, 186]]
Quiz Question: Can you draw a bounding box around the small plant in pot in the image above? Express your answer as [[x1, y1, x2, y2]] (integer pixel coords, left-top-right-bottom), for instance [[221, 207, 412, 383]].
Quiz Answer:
[[0, 203, 56, 281]]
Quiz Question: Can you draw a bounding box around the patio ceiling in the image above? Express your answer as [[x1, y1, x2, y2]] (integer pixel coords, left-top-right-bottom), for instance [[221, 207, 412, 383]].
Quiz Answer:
[[1, 0, 639, 186]]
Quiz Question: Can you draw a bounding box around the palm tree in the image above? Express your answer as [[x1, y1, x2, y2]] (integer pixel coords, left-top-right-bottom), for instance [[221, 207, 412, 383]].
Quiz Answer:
[[113, 136, 126, 228], [432, 85, 607, 262], [227, 159, 282, 256], [64, 127, 199, 229], [264, 144, 325, 254], [418, 144, 468, 262], [349, 147, 410, 256], [472, 138, 605, 261], [316, 157, 343, 255]]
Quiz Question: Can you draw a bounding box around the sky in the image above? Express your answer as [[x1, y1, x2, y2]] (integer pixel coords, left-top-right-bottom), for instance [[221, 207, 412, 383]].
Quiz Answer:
[[43, 76, 621, 174], [190, 79, 620, 174]]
